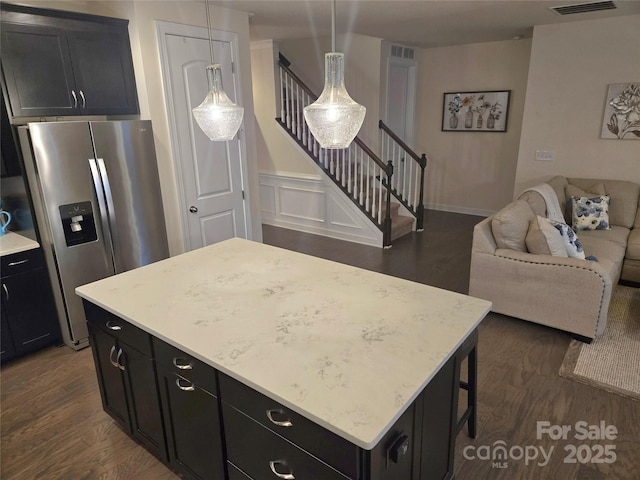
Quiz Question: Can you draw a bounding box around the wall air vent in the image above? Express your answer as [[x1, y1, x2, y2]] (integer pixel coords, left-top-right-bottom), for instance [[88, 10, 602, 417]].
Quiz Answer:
[[391, 44, 415, 60], [551, 1, 616, 15]]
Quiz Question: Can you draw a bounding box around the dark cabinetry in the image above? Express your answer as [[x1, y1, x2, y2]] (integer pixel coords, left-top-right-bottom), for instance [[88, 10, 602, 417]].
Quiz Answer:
[[84, 301, 165, 461], [83, 300, 473, 480], [154, 338, 226, 480], [0, 3, 139, 117], [1, 248, 59, 362]]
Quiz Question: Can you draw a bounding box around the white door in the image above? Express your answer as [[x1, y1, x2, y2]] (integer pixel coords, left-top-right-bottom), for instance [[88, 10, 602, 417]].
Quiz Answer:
[[159, 23, 247, 251], [386, 57, 416, 145]]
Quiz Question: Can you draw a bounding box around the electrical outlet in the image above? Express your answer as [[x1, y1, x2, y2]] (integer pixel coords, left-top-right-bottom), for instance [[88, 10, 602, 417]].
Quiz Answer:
[[535, 150, 554, 161]]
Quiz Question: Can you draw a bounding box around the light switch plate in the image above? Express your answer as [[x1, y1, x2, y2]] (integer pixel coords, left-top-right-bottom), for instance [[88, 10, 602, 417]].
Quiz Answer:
[[535, 150, 554, 161]]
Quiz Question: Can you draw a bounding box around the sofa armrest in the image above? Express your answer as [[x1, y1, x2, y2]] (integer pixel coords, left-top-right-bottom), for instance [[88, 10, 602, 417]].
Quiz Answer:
[[469, 248, 612, 338], [495, 249, 612, 278], [472, 216, 497, 255]]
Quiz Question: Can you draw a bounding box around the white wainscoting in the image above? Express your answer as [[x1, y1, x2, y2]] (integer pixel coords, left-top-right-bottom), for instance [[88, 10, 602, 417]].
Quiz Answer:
[[260, 171, 383, 247]]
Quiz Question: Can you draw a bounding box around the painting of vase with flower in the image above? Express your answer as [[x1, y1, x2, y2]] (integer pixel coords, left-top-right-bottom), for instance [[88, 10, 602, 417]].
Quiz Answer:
[[442, 90, 510, 132]]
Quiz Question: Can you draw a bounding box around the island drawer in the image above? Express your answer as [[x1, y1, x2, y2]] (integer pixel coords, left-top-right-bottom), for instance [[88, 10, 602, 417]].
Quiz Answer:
[[83, 301, 152, 356], [153, 337, 218, 396], [223, 402, 352, 480], [219, 373, 358, 479]]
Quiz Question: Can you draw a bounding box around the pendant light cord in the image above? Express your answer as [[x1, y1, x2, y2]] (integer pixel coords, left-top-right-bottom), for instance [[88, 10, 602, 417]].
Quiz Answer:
[[331, 0, 336, 52], [205, 0, 214, 64]]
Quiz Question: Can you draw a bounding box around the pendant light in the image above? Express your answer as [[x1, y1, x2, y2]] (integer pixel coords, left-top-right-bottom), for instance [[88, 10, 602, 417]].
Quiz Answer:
[[303, 0, 365, 149], [192, 0, 244, 141]]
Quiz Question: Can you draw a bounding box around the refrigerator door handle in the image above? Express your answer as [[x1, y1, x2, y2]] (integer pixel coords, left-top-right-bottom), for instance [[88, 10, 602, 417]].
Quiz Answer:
[[96, 158, 123, 273], [89, 158, 117, 271]]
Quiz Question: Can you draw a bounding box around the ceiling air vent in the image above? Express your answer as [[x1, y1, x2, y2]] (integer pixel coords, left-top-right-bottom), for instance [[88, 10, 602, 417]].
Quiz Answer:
[[551, 1, 616, 15]]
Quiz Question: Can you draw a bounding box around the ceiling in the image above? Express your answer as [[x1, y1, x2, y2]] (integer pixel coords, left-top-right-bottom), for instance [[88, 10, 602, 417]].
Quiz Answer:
[[208, 0, 640, 48]]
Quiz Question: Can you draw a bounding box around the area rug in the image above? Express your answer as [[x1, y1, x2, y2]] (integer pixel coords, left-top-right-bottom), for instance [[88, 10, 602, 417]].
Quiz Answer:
[[559, 285, 640, 401]]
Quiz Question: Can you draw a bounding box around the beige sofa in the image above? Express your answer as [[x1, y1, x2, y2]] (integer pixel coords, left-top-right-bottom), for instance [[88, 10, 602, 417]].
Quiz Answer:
[[469, 176, 640, 341]]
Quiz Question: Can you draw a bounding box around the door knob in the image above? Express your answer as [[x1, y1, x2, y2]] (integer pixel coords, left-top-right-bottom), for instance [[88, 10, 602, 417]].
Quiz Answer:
[[189, 206, 198, 213]]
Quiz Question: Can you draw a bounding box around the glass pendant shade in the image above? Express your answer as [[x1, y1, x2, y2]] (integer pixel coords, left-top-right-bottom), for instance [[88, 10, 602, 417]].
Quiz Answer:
[[192, 64, 244, 141], [303, 53, 366, 149]]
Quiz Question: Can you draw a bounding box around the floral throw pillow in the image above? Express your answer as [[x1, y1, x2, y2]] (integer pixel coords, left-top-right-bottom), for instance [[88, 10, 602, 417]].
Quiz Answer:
[[551, 221, 586, 259], [571, 195, 611, 231]]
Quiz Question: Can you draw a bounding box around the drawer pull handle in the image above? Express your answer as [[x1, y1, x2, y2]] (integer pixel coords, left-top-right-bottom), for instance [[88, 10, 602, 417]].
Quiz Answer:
[[269, 460, 294, 479], [7, 259, 29, 266], [266, 409, 293, 427], [105, 321, 122, 331], [109, 346, 119, 368], [176, 377, 195, 391], [172, 357, 193, 370]]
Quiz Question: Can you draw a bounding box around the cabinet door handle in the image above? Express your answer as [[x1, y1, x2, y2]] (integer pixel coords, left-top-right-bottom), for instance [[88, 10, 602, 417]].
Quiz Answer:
[[116, 348, 126, 371], [172, 357, 193, 370], [109, 345, 119, 368], [79, 90, 86, 108], [71, 90, 78, 108], [266, 409, 293, 427], [7, 259, 29, 266], [269, 460, 295, 479], [2, 283, 7, 301], [105, 320, 122, 331], [175, 377, 195, 391]]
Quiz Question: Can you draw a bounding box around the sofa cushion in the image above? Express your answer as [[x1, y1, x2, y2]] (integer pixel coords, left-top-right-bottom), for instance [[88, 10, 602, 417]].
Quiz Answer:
[[578, 235, 627, 284], [577, 226, 630, 248], [570, 194, 611, 231], [526, 216, 568, 256], [491, 200, 535, 252], [626, 228, 640, 261], [568, 178, 640, 228], [565, 183, 606, 200]]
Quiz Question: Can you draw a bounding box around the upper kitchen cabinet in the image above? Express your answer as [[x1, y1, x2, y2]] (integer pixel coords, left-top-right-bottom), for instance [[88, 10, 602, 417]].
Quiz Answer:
[[0, 3, 139, 118]]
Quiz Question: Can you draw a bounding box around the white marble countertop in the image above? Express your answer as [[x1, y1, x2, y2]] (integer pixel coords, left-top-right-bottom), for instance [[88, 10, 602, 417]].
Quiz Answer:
[[76, 238, 491, 449], [0, 232, 40, 257]]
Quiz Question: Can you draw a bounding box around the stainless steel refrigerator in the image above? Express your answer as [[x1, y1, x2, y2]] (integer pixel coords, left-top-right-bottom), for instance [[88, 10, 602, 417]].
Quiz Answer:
[[18, 120, 169, 350]]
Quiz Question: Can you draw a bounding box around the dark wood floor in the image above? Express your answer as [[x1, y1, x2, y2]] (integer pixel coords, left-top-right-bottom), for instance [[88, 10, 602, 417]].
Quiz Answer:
[[2, 210, 638, 479]]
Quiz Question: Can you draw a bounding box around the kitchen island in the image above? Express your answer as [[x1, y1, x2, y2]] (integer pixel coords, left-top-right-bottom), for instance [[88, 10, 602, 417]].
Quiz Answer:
[[76, 238, 491, 480]]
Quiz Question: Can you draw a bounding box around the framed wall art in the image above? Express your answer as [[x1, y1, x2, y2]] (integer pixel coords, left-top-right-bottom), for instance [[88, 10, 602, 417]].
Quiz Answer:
[[600, 83, 640, 140], [442, 90, 510, 132]]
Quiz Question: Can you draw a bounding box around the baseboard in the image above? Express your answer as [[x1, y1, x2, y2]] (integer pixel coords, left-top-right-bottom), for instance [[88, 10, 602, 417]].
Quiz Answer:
[[425, 202, 494, 218]]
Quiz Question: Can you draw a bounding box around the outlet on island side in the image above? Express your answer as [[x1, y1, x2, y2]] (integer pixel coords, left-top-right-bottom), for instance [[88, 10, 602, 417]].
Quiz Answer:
[[535, 150, 555, 161]]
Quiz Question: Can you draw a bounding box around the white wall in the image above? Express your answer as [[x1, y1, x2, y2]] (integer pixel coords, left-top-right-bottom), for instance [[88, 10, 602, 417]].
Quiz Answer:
[[514, 14, 640, 195], [250, 40, 316, 175], [414, 39, 532, 216]]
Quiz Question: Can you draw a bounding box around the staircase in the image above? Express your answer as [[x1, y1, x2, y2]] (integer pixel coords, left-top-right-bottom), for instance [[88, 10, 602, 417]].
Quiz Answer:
[[276, 55, 426, 247]]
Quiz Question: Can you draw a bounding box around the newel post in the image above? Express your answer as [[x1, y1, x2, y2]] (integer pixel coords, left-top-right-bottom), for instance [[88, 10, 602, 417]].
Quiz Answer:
[[416, 153, 427, 231], [383, 160, 394, 248]]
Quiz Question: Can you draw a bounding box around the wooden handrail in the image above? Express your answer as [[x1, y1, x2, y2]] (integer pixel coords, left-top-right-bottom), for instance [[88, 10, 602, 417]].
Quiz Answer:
[[378, 119, 422, 164], [278, 59, 389, 176], [278, 61, 316, 99]]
